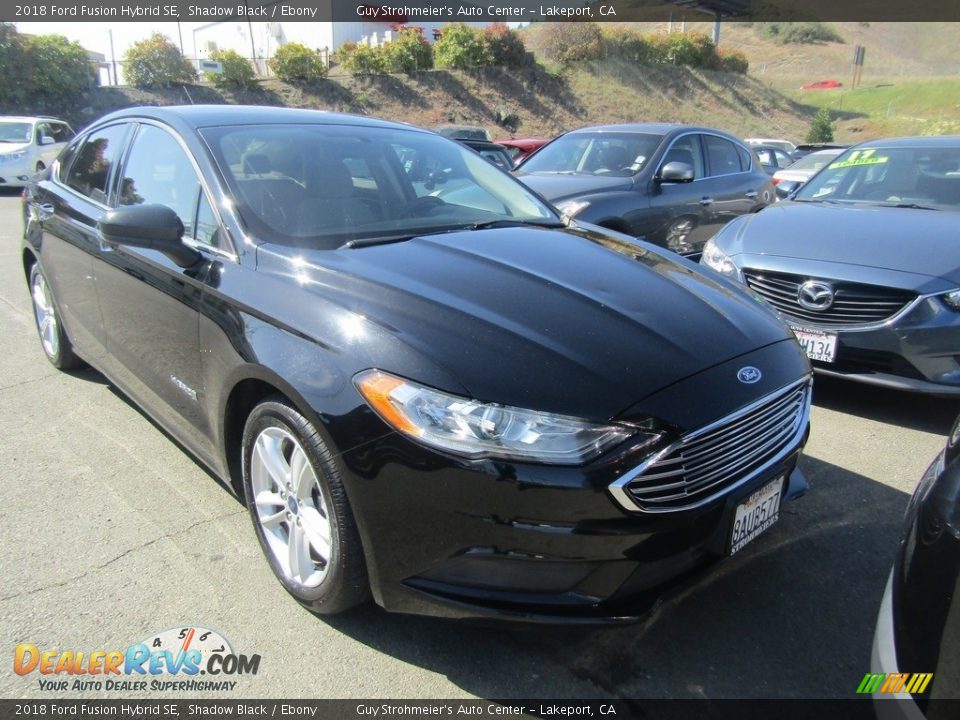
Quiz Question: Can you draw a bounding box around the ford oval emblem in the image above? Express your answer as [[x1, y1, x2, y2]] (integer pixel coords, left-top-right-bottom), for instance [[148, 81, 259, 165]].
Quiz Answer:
[[738, 366, 762, 384]]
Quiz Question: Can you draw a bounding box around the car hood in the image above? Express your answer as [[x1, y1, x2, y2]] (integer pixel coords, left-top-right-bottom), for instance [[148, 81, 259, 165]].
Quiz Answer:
[[257, 226, 793, 421], [514, 172, 634, 203], [719, 201, 960, 287], [0, 142, 30, 154]]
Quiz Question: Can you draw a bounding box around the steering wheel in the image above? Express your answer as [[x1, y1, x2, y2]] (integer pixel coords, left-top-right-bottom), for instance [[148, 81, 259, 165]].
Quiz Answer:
[[403, 196, 447, 218]]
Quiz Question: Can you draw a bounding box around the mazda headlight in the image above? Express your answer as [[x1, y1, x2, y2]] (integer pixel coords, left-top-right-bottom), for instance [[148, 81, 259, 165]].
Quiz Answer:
[[555, 199, 590, 221], [943, 289, 960, 311], [701, 238, 738, 278], [355, 369, 651, 464]]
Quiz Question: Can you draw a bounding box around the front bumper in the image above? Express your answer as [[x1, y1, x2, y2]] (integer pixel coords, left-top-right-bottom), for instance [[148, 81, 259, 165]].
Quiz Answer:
[[797, 296, 960, 396], [339, 391, 810, 623], [0, 156, 33, 187]]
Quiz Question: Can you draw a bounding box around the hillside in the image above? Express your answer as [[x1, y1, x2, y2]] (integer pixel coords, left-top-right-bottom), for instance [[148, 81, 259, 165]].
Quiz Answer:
[[25, 21, 960, 145]]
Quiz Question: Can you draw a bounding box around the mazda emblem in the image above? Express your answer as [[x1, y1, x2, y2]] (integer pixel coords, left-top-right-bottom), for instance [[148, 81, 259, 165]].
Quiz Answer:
[[797, 280, 835, 311], [737, 366, 762, 384]]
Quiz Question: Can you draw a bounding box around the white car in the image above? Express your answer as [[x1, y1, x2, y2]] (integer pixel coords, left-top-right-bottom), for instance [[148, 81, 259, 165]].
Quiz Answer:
[[0, 116, 75, 188], [771, 147, 845, 197], [745, 137, 797, 156]]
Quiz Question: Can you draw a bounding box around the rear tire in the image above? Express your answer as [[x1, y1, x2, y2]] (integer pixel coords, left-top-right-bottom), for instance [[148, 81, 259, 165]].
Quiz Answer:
[[242, 397, 369, 614], [29, 264, 83, 370]]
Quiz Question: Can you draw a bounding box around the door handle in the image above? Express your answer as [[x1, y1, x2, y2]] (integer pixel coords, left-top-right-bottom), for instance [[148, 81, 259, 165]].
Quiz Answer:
[[745, 190, 758, 199], [699, 197, 714, 206]]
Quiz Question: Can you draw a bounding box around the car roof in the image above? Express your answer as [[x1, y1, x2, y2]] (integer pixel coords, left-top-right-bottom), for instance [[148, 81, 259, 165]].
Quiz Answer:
[[95, 105, 424, 133], [854, 135, 960, 149], [566, 123, 743, 141], [0, 116, 49, 122]]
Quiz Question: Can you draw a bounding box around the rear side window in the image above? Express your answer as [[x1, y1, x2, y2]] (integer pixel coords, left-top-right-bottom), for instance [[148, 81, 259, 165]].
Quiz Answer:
[[65, 125, 128, 204], [705, 135, 744, 177]]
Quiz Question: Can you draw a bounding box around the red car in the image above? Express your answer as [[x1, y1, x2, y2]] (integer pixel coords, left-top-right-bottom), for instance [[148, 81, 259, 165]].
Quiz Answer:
[[494, 137, 550, 166]]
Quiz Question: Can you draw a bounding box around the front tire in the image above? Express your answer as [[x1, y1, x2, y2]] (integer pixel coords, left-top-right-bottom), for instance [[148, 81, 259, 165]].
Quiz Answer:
[[29, 264, 83, 370], [242, 397, 369, 614]]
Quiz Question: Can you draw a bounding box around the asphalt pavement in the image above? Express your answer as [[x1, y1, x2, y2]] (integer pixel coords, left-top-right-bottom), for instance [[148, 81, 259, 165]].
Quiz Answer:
[[1, 190, 956, 701]]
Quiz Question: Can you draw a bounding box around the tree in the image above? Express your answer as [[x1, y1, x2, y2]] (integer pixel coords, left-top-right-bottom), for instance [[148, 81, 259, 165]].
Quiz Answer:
[[807, 107, 834, 143], [208, 49, 255, 89], [434, 24, 488, 70], [536, 22, 604, 65], [25, 34, 96, 99], [0, 23, 28, 106], [269, 43, 327, 83], [382, 29, 432, 73], [481, 23, 526, 69], [124, 33, 196, 88]]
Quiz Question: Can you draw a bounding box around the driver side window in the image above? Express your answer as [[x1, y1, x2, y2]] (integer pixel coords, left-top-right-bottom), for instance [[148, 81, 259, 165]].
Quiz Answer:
[[661, 135, 704, 180]]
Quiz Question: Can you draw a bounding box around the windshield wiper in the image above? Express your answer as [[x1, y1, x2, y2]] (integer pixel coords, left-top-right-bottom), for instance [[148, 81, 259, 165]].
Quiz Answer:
[[880, 202, 941, 211], [462, 218, 566, 231]]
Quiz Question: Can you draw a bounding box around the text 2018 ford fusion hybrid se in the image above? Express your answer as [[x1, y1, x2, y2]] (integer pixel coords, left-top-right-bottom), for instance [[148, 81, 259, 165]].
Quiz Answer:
[[22, 106, 811, 622]]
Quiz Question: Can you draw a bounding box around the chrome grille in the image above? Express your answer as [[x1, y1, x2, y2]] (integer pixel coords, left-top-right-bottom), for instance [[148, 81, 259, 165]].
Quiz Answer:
[[612, 380, 810, 512], [743, 270, 915, 327]]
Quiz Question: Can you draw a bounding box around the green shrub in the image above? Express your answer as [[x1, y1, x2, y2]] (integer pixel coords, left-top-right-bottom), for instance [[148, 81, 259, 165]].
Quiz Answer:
[[207, 49, 255, 88], [537, 22, 604, 64], [482, 23, 526, 69], [647, 33, 719, 68], [269, 42, 327, 83], [434, 23, 488, 70], [602, 27, 651, 63], [341, 43, 387, 76], [124, 33, 195, 88], [757, 22, 843, 44], [382, 29, 432, 73], [718, 48, 749, 74], [807, 107, 834, 142]]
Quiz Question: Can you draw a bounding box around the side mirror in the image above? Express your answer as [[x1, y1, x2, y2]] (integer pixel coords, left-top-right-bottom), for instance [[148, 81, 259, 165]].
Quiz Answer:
[[775, 180, 802, 200], [658, 161, 695, 183], [98, 204, 201, 268], [40, 136, 56, 146]]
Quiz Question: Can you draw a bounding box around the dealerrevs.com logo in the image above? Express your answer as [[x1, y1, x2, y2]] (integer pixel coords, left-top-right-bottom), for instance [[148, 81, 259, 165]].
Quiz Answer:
[[13, 626, 260, 692], [857, 672, 934, 695]]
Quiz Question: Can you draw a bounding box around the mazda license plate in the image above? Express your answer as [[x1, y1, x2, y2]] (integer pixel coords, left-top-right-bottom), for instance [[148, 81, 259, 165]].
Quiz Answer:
[[791, 326, 837, 363]]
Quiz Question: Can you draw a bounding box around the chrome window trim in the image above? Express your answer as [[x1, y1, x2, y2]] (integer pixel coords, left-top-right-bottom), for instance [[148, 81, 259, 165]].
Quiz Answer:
[[608, 377, 812, 513], [658, 130, 757, 181]]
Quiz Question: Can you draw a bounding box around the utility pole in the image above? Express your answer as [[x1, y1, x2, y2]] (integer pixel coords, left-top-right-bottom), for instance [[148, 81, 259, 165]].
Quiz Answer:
[[108, 28, 118, 86]]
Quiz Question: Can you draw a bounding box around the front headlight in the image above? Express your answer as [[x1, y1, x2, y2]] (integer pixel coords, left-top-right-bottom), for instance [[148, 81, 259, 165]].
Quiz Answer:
[[701, 238, 738, 278], [0, 150, 27, 164], [943, 289, 960, 311], [555, 199, 590, 220], [355, 369, 652, 464]]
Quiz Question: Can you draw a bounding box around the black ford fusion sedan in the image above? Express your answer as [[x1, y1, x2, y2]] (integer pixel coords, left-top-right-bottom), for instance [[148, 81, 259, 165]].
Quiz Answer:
[[513, 123, 775, 256], [702, 137, 960, 397], [22, 106, 811, 622], [872, 415, 960, 715]]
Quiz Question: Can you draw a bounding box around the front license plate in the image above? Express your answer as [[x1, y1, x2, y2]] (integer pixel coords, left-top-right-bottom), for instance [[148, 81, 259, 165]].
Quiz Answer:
[[791, 326, 837, 363], [729, 475, 785, 556]]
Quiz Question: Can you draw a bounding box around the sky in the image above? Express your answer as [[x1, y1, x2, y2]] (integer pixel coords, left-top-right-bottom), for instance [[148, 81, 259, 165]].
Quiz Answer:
[[15, 22, 203, 60]]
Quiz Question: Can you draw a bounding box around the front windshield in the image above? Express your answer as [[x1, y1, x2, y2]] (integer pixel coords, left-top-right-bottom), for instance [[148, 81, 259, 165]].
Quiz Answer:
[[795, 145, 960, 210], [0, 121, 32, 143], [200, 124, 558, 248], [519, 132, 662, 178]]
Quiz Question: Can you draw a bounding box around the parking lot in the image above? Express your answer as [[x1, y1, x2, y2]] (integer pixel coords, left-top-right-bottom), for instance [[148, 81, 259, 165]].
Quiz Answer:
[[0, 190, 956, 701]]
